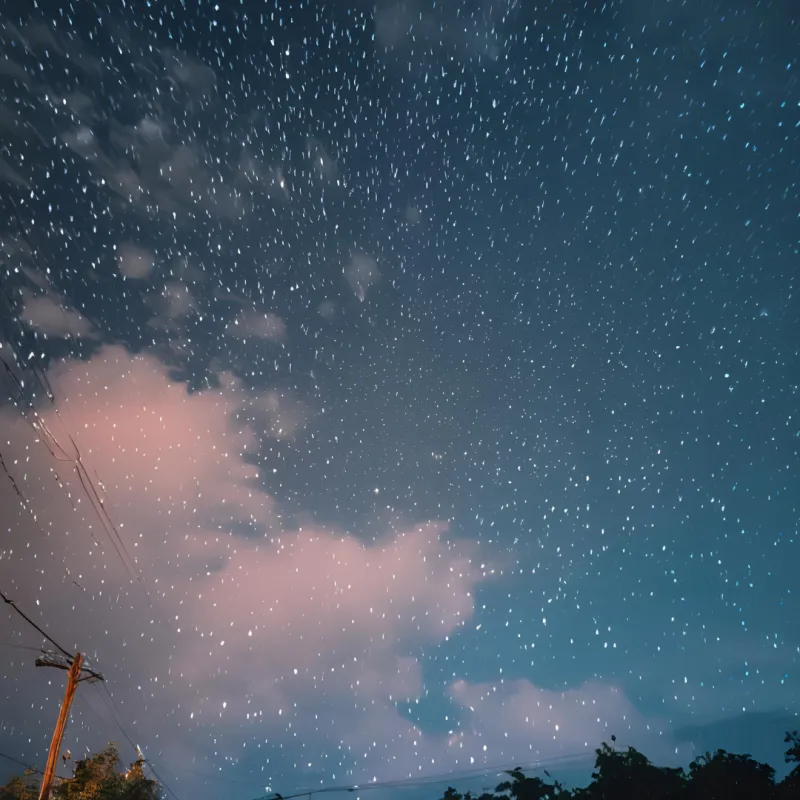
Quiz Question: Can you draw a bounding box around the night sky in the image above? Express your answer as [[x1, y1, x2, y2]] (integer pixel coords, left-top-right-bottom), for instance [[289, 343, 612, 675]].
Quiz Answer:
[[0, 0, 798, 798]]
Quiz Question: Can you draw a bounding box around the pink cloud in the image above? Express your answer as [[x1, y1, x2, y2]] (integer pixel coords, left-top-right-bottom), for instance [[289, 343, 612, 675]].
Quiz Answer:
[[38, 347, 272, 535], [0, 347, 484, 785], [0, 347, 676, 794]]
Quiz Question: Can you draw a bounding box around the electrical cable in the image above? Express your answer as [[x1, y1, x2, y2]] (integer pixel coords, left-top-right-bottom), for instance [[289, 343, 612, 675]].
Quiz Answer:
[[241, 750, 595, 800], [92, 682, 140, 756], [0, 640, 47, 653], [92, 682, 184, 800], [0, 750, 71, 781], [0, 590, 73, 659], [0, 196, 149, 602]]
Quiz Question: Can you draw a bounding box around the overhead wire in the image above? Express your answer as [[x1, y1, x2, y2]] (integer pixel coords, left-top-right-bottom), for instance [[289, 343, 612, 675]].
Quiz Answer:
[[0, 590, 73, 659], [0, 354, 144, 591], [85, 678, 587, 800], [0, 750, 38, 773], [1, 196, 181, 800], [0, 750, 71, 781], [0, 640, 50, 653], [90, 681, 184, 800], [241, 751, 595, 800], [0, 591, 103, 683], [91, 682, 140, 756], [0, 192, 148, 601], [0, 440, 86, 586], [65, 678, 183, 800], [141, 758, 183, 800], [1, 191, 584, 800]]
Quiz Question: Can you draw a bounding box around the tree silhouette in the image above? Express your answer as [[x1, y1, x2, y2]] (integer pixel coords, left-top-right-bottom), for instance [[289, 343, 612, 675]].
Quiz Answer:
[[686, 748, 775, 799], [573, 741, 686, 799], [778, 730, 800, 800], [784, 730, 800, 765], [5, 732, 800, 800], [495, 767, 571, 799], [432, 730, 800, 799], [0, 773, 37, 800]]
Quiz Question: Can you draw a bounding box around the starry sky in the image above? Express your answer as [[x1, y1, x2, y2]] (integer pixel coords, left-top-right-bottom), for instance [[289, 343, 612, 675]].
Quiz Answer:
[[0, 0, 798, 798]]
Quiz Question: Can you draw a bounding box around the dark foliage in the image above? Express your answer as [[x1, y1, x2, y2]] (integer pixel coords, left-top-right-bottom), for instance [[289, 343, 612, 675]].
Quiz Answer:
[[4, 733, 800, 799], [435, 731, 800, 800], [1, 744, 158, 800]]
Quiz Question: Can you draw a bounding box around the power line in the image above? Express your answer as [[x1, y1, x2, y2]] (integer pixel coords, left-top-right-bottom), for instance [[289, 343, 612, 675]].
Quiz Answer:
[[57, 682, 182, 800], [0, 356, 146, 597], [141, 757, 183, 800], [0, 641, 48, 653], [0, 221, 149, 603], [0, 590, 72, 659], [0, 751, 37, 773], [92, 682, 140, 756], [358, 752, 594, 789], [90, 682, 184, 800], [242, 751, 595, 800], [0, 592, 104, 685], [0, 750, 70, 781]]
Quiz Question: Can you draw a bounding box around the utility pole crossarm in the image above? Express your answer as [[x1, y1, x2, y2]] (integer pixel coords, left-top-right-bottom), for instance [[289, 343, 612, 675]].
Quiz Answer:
[[35, 655, 104, 683], [1, 591, 102, 796]]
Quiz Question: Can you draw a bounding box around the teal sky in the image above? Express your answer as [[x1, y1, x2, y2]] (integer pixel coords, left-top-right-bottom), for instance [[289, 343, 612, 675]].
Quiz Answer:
[[0, 1, 798, 798]]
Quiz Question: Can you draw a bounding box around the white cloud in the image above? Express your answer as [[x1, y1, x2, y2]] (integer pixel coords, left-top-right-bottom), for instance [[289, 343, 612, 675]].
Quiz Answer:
[[373, 0, 514, 62], [145, 281, 197, 331], [19, 288, 95, 338], [117, 242, 155, 280], [344, 253, 380, 302], [225, 308, 287, 341]]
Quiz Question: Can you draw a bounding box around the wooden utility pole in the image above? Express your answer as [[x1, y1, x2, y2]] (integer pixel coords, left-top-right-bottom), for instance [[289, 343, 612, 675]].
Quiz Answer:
[[1, 593, 103, 798], [38, 652, 83, 800]]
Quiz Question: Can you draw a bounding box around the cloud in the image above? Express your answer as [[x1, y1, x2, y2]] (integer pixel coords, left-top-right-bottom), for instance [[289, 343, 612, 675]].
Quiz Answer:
[[317, 300, 338, 320], [0, 348, 681, 794], [373, 0, 516, 62], [145, 281, 198, 331], [306, 137, 339, 181], [226, 309, 287, 342], [236, 389, 312, 441], [4, 19, 286, 231], [117, 242, 155, 280], [344, 253, 380, 302], [61, 125, 100, 161], [237, 149, 291, 202], [447, 678, 685, 768], [0, 346, 488, 786], [0, 157, 31, 188], [162, 48, 218, 99], [404, 205, 422, 225], [18, 288, 96, 338], [5, 17, 247, 226]]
